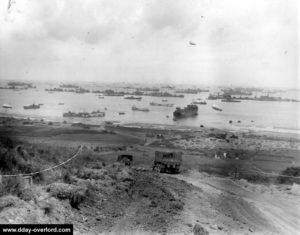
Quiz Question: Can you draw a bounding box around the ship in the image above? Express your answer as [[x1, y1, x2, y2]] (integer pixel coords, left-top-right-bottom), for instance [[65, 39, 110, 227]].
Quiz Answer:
[[212, 104, 222, 111], [221, 94, 241, 103], [221, 99, 241, 103], [192, 99, 207, 105], [207, 94, 220, 100], [23, 104, 40, 109], [124, 95, 142, 100], [150, 102, 173, 107], [2, 104, 12, 109], [173, 104, 198, 119], [132, 106, 149, 112]]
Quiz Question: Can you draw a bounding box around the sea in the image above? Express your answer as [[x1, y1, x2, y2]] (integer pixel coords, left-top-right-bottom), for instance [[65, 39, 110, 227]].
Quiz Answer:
[[0, 82, 300, 134]]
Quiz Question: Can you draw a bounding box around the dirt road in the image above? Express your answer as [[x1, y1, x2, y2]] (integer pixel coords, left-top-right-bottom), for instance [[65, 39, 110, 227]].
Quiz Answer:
[[168, 170, 300, 235]]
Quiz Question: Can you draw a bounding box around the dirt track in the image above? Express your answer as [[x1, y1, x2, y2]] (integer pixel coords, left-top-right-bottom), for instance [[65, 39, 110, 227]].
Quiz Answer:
[[168, 170, 300, 235]]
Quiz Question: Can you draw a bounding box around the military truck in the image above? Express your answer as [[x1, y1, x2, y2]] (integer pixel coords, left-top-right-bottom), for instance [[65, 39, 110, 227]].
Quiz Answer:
[[152, 151, 182, 173], [117, 154, 133, 166]]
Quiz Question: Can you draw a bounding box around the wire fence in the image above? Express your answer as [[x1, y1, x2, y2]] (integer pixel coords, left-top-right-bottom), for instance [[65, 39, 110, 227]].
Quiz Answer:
[[1, 145, 83, 177]]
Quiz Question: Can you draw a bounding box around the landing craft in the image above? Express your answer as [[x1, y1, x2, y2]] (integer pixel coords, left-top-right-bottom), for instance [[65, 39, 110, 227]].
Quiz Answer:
[[2, 104, 12, 109], [212, 104, 222, 111]]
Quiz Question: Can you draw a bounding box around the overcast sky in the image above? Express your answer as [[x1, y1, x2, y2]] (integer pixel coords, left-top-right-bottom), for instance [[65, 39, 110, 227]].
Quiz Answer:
[[0, 0, 298, 88]]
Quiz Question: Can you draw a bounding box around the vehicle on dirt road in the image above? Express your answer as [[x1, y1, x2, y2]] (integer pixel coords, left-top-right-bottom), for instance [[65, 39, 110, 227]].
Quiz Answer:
[[153, 151, 182, 173], [117, 154, 133, 166]]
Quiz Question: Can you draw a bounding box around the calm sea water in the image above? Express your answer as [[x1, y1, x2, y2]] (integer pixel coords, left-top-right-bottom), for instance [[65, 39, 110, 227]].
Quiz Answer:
[[0, 86, 299, 133]]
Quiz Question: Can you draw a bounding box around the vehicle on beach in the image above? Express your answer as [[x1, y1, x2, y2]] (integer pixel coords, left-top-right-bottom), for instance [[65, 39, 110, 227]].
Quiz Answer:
[[58, 103, 64, 105], [212, 104, 222, 111], [23, 104, 40, 109], [153, 151, 182, 173], [119, 112, 125, 115], [98, 96, 105, 99], [161, 99, 168, 102], [173, 104, 198, 119], [132, 106, 149, 112], [117, 154, 133, 166], [63, 110, 105, 118], [2, 104, 12, 109], [124, 95, 142, 100]]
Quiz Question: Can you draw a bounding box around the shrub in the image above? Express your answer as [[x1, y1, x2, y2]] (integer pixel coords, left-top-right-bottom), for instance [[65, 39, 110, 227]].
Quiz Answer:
[[170, 200, 184, 210], [0, 136, 14, 149], [62, 170, 72, 184], [239, 173, 270, 184], [43, 203, 53, 215], [0, 176, 25, 198], [69, 191, 85, 210], [278, 167, 300, 185], [193, 223, 209, 235], [0, 196, 20, 212]]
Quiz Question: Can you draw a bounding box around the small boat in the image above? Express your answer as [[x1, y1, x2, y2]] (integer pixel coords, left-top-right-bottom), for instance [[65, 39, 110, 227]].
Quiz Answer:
[[23, 104, 40, 109], [192, 100, 207, 105], [132, 106, 149, 112], [2, 104, 12, 109], [119, 112, 125, 115], [124, 95, 142, 100], [212, 104, 222, 111]]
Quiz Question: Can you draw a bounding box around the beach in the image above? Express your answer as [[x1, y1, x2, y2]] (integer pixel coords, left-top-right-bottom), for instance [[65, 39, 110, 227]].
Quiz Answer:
[[0, 116, 299, 234]]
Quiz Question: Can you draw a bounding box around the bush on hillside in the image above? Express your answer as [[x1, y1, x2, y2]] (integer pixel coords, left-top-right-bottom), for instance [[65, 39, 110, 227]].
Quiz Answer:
[[278, 167, 300, 185]]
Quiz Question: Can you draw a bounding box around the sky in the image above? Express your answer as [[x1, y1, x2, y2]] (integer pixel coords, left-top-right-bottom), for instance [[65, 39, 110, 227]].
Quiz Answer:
[[0, 0, 298, 88]]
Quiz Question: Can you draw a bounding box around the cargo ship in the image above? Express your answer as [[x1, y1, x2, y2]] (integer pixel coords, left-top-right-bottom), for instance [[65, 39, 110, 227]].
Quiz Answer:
[[173, 104, 198, 119]]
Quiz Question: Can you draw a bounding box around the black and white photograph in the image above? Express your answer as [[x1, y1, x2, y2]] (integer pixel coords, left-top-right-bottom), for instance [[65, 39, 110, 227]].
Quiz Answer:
[[0, 0, 299, 234]]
